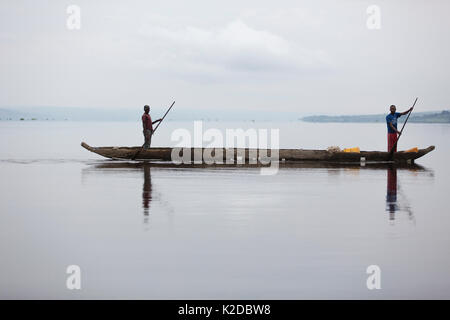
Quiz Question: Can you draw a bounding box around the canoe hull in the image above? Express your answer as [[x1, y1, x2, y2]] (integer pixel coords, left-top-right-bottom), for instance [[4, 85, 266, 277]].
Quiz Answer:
[[81, 142, 435, 164]]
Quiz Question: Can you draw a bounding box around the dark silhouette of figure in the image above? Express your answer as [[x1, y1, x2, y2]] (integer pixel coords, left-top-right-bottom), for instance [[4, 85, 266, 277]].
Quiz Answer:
[[386, 166, 398, 220], [142, 165, 152, 217], [142, 105, 162, 149]]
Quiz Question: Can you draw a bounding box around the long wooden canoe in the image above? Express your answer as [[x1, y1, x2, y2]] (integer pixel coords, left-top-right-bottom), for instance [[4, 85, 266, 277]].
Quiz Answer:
[[81, 142, 435, 164]]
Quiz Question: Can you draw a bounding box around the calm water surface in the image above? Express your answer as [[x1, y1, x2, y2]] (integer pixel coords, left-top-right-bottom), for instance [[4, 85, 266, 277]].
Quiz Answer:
[[0, 121, 449, 299]]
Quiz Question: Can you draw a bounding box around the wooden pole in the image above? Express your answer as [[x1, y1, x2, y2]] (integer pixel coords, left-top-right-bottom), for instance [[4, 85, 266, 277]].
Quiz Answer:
[[153, 101, 175, 134]]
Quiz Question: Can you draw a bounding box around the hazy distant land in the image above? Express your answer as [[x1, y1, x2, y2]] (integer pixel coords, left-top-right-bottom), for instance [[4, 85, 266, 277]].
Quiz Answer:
[[302, 110, 450, 123], [0, 106, 303, 122], [0, 107, 449, 123]]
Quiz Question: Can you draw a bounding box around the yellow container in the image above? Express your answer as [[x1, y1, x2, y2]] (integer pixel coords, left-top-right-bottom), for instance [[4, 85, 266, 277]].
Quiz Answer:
[[404, 147, 419, 153], [343, 147, 360, 153]]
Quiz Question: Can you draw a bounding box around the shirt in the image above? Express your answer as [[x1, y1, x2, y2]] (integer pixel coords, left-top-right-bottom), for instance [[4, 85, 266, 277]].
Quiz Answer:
[[142, 113, 153, 131], [386, 112, 401, 133]]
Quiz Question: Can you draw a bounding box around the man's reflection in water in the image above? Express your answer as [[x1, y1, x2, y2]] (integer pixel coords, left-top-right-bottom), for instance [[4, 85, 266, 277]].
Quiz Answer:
[[386, 166, 398, 220], [386, 165, 415, 222], [142, 165, 152, 224]]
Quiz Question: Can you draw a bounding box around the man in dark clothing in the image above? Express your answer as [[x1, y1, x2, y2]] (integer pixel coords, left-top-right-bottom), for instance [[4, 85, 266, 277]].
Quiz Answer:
[[386, 105, 412, 152], [142, 105, 162, 149]]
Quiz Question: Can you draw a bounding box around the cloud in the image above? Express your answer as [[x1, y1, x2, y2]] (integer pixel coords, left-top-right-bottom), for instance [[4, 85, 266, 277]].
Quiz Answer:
[[136, 19, 330, 77]]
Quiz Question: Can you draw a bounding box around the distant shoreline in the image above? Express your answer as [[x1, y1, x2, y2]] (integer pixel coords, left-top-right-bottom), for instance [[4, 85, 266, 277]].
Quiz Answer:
[[302, 110, 450, 123], [1, 107, 449, 123]]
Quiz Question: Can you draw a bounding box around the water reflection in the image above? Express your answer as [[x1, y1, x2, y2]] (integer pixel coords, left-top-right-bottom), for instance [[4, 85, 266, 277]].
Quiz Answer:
[[142, 165, 152, 217], [384, 164, 432, 223], [318, 162, 431, 223], [386, 166, 399, 219], [82, 162, 156, 224], [82, 161, 433, 226]]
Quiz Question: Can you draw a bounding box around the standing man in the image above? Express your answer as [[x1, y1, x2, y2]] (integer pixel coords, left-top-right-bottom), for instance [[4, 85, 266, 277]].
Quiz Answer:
[[386, 105, 413, 152], [142, 105, 162, 149]]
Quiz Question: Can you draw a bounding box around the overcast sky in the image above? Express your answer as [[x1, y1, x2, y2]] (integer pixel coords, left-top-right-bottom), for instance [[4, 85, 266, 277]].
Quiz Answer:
[[1, 0, 449, 114]]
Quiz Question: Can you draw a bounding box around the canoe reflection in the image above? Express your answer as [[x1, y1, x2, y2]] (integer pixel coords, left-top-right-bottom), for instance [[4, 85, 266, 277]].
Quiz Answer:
[[82, 161, 432, 225]]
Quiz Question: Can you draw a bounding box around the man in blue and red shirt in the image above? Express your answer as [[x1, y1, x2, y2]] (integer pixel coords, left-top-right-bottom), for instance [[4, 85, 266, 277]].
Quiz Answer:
[[142, 105, 161, 149], [386, 104, 413, 152]]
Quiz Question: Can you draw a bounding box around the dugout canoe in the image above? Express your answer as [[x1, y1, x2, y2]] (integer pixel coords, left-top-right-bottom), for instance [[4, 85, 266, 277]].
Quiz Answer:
[[81, 142, 435, 164]]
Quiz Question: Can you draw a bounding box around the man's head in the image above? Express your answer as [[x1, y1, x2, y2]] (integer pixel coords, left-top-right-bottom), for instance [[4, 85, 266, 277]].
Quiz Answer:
[[390, 105, 396, 114], [144, 105, 150, 113]]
